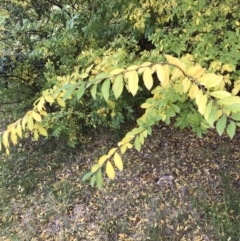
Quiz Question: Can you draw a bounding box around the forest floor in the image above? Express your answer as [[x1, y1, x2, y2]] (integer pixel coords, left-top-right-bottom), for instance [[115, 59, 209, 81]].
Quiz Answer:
[[1, 124, 240, 241]]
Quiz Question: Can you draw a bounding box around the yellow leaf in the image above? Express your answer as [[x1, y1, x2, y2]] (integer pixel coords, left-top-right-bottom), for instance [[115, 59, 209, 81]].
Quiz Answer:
[[40, 110, 48, 116], [187, 65, 205, 78], [155, 65, 166, 86], [126, 65, 139, 71], [182, 78, 191, 93], [98, 155, 109, 166], [221, 64, 233, 73], [198, 74, 223, 88], [91, 163, 100, 173], [108, 148, 117, 157], [34, 130, 39, 141], [3, 131, 9, 148], [210, 91, 231, 99], [27, 115, 34, 131], [188, 84, 198, 99], [141, 103, 153, 108], [171, 68, 183, 80], [114, 153, 123, 171], [22, 115, 28, 131], [125, 70, 139, 96], [10, 128, 17, 145], [120, 144, 128, 154], [106, 161, 115, 179], [138, 62, 152, 73], [165, 55, 186, 71], [45, 95, 55, 103], [16, 122, 22, 139], [37, 97, 45, 112], [6, 148, 10, 155], [32, 111, 42, 122], [57, 97, 65, 107], [110, 68, 125, 76], [38, 126, 48, 136], [198, 94, 208, 115], [143, 67, 153, 90], [195, 89, 203, 106]]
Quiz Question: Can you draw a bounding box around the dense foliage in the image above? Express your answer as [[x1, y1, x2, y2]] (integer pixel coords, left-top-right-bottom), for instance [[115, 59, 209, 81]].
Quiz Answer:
[[1, 0, 240, 187]]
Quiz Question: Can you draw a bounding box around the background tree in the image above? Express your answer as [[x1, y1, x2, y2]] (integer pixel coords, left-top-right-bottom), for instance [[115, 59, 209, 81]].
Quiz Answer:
[[1, 0, 240, 186]]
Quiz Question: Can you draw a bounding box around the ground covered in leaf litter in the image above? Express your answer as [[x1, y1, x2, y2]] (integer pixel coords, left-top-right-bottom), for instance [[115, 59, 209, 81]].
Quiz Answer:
[[1, 124, 240, 241]]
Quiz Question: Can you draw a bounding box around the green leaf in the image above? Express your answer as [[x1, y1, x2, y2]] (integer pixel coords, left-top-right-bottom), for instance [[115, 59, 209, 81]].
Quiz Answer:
[[90, 174, 96, 187], [224, 103, 240, 112], [204, 101, 213, 121], [226, 121, 236, 139], [63, 86, 75, 100], [95, 72, 110, 80], [112, 75, 124, 99], [231, 112, 240, 121], [218, 96, 240, 105], [216, 115, 227, 136], [210, 91, 231, 99], [207, 108, 218, 127], [134, 135, 141, 152], [77, 84, 85, 100], [101, 79, 111, 102], [96, 169, 103, 189], [90, 84, 97, 99], [82, 172, 93, 181]]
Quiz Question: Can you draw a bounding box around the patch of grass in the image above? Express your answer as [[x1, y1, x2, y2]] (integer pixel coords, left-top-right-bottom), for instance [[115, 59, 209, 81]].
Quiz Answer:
[[192, 172, 240, 241]]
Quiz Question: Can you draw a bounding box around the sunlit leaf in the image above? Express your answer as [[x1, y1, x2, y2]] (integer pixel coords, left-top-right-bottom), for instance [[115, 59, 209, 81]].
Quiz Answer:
[[32, 111, 42, 122], [45, 95, 55, 103], [110, 68, 125, 75], [198, 94, 208, 115], [57, 97, 66, 107], [22, 116, 28, 131], [91, 163, 100, 173], [16, 122, 22, 139], [38, 126, 48, 136], [98, 155, 109, 166], [3, 131, 9, 148], [106, 161, 115, 179], [27, 115, 34, 131], [143, 67, 153, 90], [37, 97, 45, 112], [114, 152, 123, 171], [10, 128, 17, 145], [210, 91, 231, 99], [125, 70, 139, 96]]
